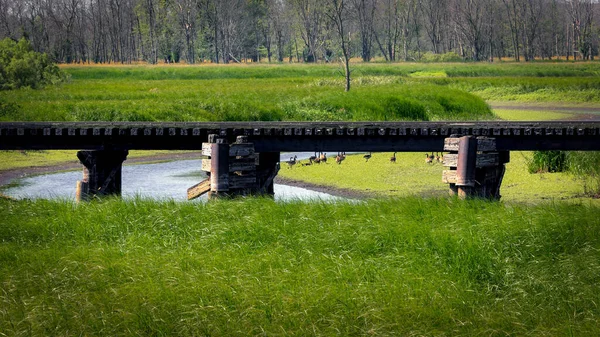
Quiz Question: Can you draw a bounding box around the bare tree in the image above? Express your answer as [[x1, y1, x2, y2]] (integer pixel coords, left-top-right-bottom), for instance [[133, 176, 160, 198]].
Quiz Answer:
[[325, 0, 351, 91], [398, 0, 419, 61], [452, 0, 489, 61], [352, 0, 376, 62], [419, 0, 447, 54], [374, 0, 400, 61], [291, 0, 326, 62], [267, 0, 290, 62], [2, 0, 598, 64], [176, 0, 197, 63], [567, 0, 595, 60], [0, 0, 17, 39]]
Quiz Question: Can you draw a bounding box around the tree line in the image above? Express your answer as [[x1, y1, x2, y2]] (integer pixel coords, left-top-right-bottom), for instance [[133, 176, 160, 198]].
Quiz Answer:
[[0, 0, 598, 65]]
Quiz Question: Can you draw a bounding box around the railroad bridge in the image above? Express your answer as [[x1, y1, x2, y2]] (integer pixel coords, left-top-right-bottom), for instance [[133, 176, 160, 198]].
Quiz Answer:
[[1, 121, 600, 200]]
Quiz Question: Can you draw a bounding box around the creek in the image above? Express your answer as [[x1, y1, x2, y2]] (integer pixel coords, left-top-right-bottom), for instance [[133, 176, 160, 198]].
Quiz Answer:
[[3, 153, 343, 202]]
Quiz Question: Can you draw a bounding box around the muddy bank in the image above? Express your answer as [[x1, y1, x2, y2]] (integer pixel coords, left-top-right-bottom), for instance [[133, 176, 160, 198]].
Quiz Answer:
[[274, 176, 374, 200]]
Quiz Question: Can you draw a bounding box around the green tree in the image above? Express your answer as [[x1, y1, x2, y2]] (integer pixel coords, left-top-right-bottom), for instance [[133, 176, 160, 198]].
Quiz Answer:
[[0, 38, 66, 90]]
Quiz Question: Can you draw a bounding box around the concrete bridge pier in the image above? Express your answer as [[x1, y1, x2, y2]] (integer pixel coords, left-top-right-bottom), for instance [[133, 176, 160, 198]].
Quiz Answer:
[[76, 149, 129, 201], [443, 136, 509, 200]]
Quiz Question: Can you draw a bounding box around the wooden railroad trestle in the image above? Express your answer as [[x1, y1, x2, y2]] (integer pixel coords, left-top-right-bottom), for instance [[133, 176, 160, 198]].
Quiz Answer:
[[2, 121, 600, 201]]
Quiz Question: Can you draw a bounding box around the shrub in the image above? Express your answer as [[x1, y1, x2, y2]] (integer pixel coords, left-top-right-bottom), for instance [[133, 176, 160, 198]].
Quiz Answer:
[[0, 38, 67, 90], [527, 151, 567, 173], [567, 151, 600, 197]]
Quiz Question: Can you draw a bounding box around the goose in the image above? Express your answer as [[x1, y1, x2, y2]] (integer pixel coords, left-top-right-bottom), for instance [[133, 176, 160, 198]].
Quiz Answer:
[[390, 152, 397, 163], [286, 155, 297, 168], [319, 152, 327, 163], [363, 152, 372, 162], [335, 152, 346, 165]]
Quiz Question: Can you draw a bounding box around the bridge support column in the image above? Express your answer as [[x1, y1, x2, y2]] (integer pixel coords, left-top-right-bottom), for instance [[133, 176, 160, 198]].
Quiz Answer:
[[76, 149, 129, 201], [188, 135, 280, 200], [207, 135, 230, 199], [442, 136, 509, 200], [254, 152, 280, 197]]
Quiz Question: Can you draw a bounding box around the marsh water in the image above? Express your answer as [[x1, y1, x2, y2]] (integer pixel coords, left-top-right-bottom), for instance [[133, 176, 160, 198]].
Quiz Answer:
[[3, 153, 342, 202]]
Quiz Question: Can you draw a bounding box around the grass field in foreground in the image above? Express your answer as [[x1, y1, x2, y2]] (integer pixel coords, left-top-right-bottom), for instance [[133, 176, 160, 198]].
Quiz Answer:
[[1, 197, 599, 336]]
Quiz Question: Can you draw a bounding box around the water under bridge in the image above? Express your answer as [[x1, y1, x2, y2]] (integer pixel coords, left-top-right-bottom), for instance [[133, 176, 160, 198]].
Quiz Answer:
[[2, 121, 600, 200]]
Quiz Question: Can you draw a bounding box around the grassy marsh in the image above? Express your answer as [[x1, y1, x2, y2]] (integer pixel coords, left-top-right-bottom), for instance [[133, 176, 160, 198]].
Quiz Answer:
[[492, 109, 573, 121], [1, 197, 599, 336], [2, 62, 600, 124]]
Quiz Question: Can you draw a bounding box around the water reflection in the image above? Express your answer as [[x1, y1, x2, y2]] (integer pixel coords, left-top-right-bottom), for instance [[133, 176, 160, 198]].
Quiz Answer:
[[4, 158, 342, 202]]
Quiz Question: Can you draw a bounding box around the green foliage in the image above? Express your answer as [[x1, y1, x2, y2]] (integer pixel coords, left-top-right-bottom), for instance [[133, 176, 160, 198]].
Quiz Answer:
[[382, 97, 429, 120], [1, 197, 600, 335], [420, 51, 463, 63], [0, 97, 20, 117], [447, 76, 600, 103], [0, 38, 67, 90], [567, 151, 600, 197], [528, 151, 568, 173], [525, 150, 600, 197]]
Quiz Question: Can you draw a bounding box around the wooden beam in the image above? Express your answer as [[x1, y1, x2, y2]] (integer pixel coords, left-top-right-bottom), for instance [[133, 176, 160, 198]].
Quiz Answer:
[[187, 178, 210, 200], [201, 159, 256, 172], [442, 170, 457, 184], [444, 137, 497, 152], [202, 143, 255, 157], [443, 153, 500, 168]]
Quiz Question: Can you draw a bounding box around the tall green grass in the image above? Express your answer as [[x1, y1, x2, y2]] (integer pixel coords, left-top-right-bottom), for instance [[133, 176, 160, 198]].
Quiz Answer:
[[3, 63, 600, 123], [0, 75, 492, 122], [63, 63, 600, 80], [1, 197, 599, 335], [442, 76, 600, 103], [567, 152, 600, 197]]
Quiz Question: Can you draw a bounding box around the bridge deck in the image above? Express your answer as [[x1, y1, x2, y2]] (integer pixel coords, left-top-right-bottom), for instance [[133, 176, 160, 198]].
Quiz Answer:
[[1, 121, 600, 152]]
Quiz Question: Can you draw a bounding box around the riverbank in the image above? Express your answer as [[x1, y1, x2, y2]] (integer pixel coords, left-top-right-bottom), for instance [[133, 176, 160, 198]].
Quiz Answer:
[[0, 151, 202, 188]]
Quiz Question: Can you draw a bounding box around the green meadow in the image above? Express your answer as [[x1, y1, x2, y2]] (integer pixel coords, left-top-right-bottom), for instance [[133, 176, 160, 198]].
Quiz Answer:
[[2, 62, 600, 123], [1, 197, 599, 336], [2, 62, 600, 335]]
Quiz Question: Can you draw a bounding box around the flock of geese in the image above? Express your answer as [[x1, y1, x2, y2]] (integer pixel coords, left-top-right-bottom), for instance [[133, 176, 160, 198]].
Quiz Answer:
[[285, 152, 444, 168]]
